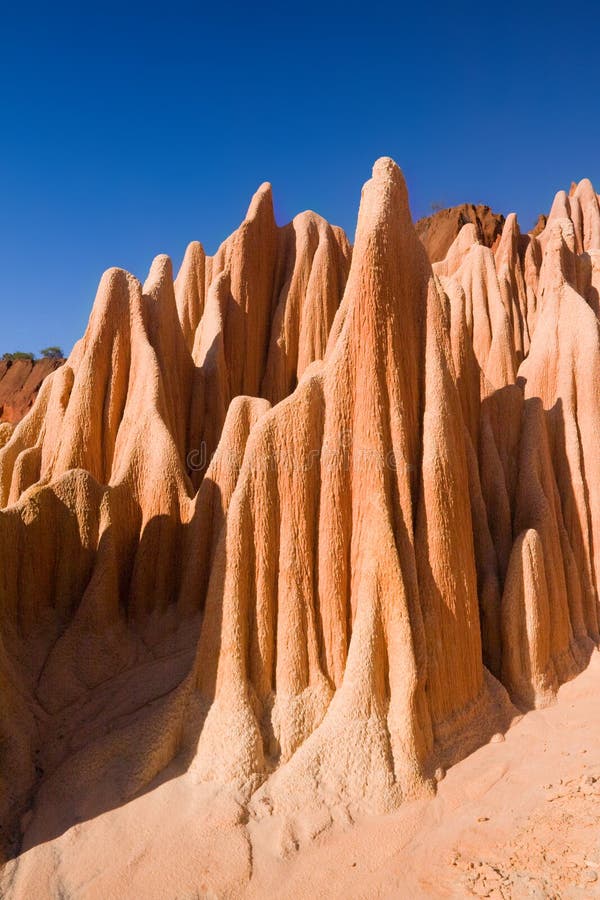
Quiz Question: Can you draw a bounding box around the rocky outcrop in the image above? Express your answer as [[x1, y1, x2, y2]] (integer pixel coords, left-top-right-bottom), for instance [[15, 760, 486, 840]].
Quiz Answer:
[[530, 213, 547, 237], [416, 203, 505, 262], [0, 161, 599, 870], [0, 359, 64, 425]]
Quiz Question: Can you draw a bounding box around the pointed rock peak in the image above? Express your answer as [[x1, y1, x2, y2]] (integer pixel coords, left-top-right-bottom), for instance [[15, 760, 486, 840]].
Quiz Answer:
[[292, 208, 330, 233], [373, 155, 405, 184], [87, 267, 141, 337], [98, 266, 140, 299], [547, 189, 571, 223], [538, 217, 577, 293], [432, 222, 480, 277], [192, 270, 230, 365], [174, 243, 205, 294], [456, 222, 481, 250], [495, 213, 521, 265], [371, 156, 409, 205], [530, 213, 547, 237], [334, 155, 424, 355], [354, 157, 411, 241], [571, 178, 600, 251], [174, 242, 206, 330], [573, 178, 600, 217], [502, 212, 520, 236], [573, 178, 597, 201], [178, 240, 205, 271], [143, 254, 174, 297], [173, 242, 207, 353], [246, 181, 275, 224]]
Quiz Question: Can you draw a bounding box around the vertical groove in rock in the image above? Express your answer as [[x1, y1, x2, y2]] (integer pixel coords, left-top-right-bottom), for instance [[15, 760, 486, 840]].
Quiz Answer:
[[0, 164, 599, 861]]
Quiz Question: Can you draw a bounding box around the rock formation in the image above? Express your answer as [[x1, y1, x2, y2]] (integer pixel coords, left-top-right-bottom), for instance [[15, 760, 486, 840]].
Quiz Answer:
[[0, 358, 64, 425], [530, 213, 547, 237], [0, 160, 599, 878], [416, 202, 505, 262]]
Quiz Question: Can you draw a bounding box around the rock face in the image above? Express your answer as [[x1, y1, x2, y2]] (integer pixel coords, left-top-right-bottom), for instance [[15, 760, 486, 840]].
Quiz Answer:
[[0, 160, 599, 873], [416, 202, 505, 262], [0, 358, 64, 425], [530, 213, 547, 237]]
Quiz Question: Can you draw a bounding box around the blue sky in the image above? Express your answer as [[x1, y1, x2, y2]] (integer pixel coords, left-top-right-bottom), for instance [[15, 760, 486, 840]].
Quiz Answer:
[[1, 1, 599, 356]]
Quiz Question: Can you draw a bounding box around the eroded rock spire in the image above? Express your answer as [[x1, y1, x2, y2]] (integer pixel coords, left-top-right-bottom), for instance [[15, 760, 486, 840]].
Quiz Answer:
[[0, 164, 599, 877]]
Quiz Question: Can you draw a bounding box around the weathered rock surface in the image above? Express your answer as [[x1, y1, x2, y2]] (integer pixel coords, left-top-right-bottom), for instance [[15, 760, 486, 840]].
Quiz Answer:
[[0, 359, 64, 425], [0, 160, 599, 894], [530, 213, 547, 236], [416, 203, 505, 262]]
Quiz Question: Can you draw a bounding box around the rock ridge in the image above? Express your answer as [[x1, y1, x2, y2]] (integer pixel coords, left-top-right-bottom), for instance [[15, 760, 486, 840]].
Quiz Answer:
[[0, 161, 598, 878]]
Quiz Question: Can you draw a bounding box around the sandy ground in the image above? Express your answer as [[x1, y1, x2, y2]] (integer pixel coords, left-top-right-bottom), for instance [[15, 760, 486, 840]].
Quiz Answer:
[[3, 652, 600, 899]]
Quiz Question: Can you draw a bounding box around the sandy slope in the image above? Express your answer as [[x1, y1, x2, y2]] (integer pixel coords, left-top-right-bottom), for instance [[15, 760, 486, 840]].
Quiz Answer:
[[247, 651, 600, 900], [4, 651, 599, 899]]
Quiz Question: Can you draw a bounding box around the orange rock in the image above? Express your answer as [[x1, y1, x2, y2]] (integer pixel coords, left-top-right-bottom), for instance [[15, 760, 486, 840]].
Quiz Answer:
[[416, 203, 505, 263], [0, 163, 599, 877], [0, 358, 64, 425]]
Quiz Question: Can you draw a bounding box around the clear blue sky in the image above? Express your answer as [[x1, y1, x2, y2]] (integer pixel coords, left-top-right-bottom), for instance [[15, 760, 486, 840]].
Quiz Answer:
[[1, 1, 599, 356]]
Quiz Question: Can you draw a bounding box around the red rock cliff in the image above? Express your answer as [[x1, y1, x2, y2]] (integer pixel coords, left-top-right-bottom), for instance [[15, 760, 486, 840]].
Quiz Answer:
[[0, 358, 64, 425]]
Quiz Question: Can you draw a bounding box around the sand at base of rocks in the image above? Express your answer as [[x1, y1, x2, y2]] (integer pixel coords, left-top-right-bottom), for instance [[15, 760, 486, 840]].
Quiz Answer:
[[3, 652, 599, 899]]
